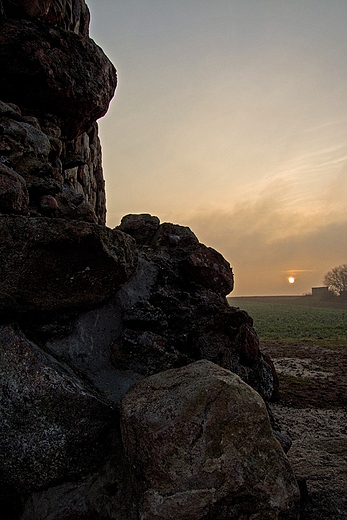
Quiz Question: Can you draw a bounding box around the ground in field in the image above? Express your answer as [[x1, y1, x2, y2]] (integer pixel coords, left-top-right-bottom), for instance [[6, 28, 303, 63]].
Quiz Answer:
[[261, 340, 347, 520]]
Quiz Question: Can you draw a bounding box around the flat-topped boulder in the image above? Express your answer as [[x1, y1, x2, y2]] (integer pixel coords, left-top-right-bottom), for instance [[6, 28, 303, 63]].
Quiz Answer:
[[0, 215, 137, 317]]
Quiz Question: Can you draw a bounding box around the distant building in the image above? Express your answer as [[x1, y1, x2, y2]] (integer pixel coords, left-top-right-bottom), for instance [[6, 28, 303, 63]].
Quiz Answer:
[[312, 286, 330, 299]]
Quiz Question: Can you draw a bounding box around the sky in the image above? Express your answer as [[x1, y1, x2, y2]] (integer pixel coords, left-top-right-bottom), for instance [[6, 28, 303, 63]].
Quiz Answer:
[[87, 0, 347, 296]]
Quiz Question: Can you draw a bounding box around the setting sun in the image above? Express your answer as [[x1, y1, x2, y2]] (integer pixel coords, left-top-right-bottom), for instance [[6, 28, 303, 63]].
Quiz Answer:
[[288, 277, 295, 284], [88, 0, 347, 297]]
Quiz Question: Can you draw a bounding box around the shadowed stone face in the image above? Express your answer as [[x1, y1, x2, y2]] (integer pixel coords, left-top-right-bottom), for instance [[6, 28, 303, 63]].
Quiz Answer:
[[0, 163, 29, 214], [0, 324, 115, 491], [1, 0, 91, 36], [0, 215, 138, 316], [0, 19, 117, 139]]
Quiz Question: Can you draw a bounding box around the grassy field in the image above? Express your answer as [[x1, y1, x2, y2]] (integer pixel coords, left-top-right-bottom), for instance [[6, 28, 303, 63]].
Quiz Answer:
[[228, 296, 347, 343]]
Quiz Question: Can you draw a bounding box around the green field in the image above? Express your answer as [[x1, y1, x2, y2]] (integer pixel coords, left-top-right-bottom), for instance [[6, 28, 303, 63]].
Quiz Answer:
[[228, 296, 347, 343]]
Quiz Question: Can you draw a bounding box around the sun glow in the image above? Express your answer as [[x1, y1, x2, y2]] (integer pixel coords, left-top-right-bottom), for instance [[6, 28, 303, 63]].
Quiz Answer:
[[288, 277, 295, 284]]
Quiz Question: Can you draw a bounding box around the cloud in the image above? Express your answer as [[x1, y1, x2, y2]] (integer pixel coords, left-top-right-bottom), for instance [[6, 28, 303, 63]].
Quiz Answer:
[[93, 0, 347, 296], [178, 189, 347, 295]]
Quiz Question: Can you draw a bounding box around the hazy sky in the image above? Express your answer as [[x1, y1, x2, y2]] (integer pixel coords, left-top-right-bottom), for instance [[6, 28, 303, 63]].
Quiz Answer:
[[87, 0, 347, 296]]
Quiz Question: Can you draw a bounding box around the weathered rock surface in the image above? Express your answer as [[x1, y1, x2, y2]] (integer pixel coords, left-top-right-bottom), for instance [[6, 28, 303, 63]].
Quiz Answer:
[[121, 359, 300, 520], [1, 0, 91, 37], [45, 302, 143, 405], [113, 214, 277, 402], [0, 324, 114, 492], [0, 162, 29, 214], [19, 455, 138, 520], [117, 213, 160, 245], [0, 215, 137, 317], [39, 215, 275, 409], [0, 102, 107, 227], [0, 19, 116, 139], [0, 0, 115, 225]]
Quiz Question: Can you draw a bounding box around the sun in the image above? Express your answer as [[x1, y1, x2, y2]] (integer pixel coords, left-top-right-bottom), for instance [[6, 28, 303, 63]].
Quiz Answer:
[[288, 277, 295, 284]]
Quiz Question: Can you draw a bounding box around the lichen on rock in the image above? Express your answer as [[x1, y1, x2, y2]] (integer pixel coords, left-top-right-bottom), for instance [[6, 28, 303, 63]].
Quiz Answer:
[[121, 360, 300, 520]]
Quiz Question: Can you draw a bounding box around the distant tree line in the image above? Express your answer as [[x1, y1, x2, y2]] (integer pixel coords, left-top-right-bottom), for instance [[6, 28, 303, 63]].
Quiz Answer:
[[323, 264, 347, 296]]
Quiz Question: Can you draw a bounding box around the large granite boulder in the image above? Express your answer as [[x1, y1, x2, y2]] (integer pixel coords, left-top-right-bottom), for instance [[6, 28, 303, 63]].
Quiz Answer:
[[121, 359, 300, 520], [0, 324, 114, 492], [0, 18, 117, 139], [0, 215, 137, 317]]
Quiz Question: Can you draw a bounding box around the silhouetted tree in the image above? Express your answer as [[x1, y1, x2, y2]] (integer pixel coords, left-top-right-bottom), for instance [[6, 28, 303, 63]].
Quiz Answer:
[[323, 264, 347, 295]]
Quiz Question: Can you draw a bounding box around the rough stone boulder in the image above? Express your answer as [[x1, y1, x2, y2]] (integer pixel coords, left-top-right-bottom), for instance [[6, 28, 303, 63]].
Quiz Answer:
[[1, 0, 90, 37], [121, 359, 300, 520], [0, 324, 114, 492], [117, 216, 233, 298], [118, 213, 160, 245], [0, 18, 117, 139], [113, 214, 277, 401], [180, 243, 234, 296], [0, 162, 29, 214], [0, 215, 137, 317], [0, 0, 116, 225], [0, 107, 52, 177]]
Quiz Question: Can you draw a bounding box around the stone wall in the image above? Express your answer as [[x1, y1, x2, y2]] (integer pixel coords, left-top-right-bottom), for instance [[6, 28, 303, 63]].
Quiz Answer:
[[0, 0, 116, 223]]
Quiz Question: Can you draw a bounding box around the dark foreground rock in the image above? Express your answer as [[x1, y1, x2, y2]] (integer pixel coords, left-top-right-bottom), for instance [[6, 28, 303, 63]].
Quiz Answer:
[[0, 17, 116, 139], [113, 214, 277, 402], [122, 360, 300, 520], [0, 215, 137, 317], [11, 360, 300, 520], [0, 324, 114, 492], [41, 215, 277, 408]]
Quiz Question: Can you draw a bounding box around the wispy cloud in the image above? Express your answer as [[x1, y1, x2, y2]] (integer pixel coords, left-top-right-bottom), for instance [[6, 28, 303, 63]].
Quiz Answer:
[[93, 0, 347, 295], [175, 184, 347, 295]]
